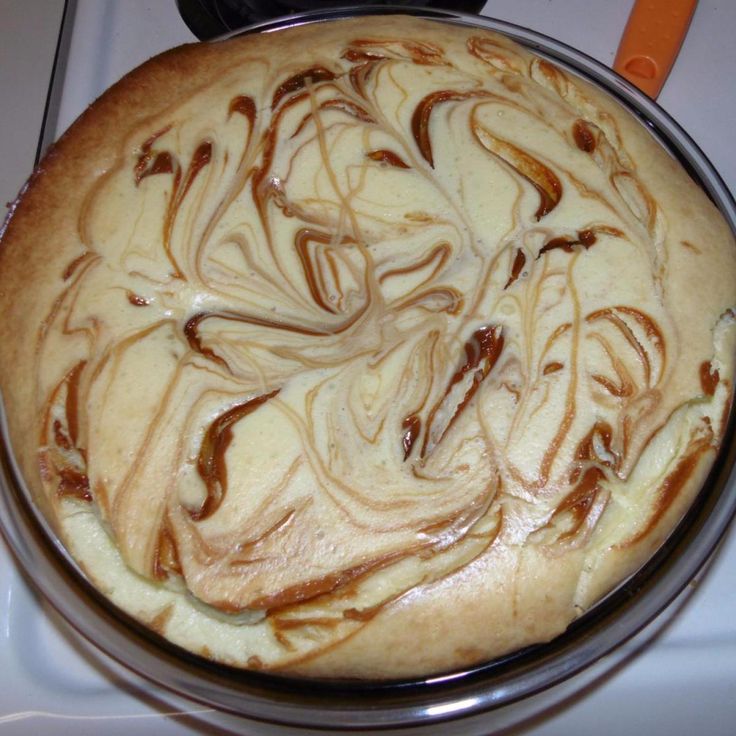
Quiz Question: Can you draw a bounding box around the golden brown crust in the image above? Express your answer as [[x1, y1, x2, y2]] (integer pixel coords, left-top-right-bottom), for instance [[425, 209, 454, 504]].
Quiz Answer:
[[1, 16, 734, 679], [0, 40, 208, 516]]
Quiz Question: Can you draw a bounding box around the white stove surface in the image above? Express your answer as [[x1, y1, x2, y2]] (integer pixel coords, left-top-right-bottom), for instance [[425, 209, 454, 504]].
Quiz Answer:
[[2, 1, 736, 733]]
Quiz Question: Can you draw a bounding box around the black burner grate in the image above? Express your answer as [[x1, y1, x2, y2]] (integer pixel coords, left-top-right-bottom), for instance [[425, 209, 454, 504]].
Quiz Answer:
[[176, 0, 487, 39]]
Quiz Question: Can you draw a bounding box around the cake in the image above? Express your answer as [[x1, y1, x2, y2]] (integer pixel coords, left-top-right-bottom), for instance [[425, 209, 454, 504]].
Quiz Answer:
[[0, 16, 734, 679]]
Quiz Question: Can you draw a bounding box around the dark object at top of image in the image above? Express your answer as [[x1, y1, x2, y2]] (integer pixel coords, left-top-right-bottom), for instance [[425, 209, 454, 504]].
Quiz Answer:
[[176, 0, 487, 40]]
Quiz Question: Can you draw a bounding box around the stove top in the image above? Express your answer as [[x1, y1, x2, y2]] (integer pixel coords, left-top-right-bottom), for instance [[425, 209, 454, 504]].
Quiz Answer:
[[1, 1, 736, 733]]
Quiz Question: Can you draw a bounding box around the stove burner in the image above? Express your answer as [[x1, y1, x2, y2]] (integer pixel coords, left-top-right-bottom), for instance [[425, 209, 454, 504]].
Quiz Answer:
[[176, 0, 487, 40]]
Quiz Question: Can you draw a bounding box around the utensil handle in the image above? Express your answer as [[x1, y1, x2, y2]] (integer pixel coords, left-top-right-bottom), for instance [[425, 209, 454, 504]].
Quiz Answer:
[[613, 0, 698, 98]]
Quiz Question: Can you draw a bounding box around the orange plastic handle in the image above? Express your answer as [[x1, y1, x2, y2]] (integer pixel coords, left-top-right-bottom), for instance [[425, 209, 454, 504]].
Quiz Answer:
[[614, 0, 698, 98]]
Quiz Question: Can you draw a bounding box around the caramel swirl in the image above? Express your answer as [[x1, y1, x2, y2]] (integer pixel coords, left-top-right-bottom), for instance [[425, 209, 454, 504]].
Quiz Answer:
[[193, 389, 280, 521], [272, 66, 337, 109], [28, 19, 735, 675], [573, 119, 597, 153]]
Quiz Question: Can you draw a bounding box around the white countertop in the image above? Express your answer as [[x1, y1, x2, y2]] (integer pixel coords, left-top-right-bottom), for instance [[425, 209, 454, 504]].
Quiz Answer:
[[1, 1, 735, 734]]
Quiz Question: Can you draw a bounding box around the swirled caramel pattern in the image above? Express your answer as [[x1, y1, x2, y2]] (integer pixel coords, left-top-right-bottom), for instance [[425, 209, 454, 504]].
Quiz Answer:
[[5, 18, 736, 678]]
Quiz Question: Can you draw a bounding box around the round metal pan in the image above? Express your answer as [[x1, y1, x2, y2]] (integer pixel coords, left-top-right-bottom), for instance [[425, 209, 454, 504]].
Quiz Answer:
[[1, 5, 735, 732]]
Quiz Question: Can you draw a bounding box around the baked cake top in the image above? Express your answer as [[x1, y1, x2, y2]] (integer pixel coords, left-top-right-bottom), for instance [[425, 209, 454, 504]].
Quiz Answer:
[[0, 16, 734, 678]]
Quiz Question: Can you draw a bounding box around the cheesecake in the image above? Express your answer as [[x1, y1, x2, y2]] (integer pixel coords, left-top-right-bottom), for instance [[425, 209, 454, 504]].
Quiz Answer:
[[1, 16, 734, 678]]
